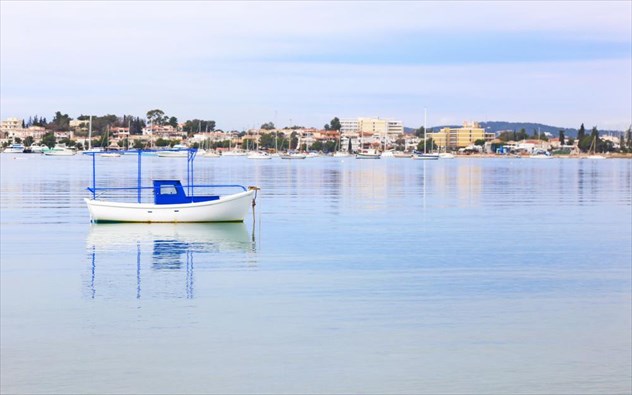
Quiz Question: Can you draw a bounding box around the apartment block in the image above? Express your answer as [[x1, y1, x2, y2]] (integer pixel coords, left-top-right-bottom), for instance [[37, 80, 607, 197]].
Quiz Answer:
[[340, 117, 403, 141], [430, 121, 495, 149]]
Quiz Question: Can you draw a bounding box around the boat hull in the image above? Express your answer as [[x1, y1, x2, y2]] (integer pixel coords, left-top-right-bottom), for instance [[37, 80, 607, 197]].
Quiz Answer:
[[44, 150, 76, 156], [85, 190, 255, 223], [412, 154, 439, 160]]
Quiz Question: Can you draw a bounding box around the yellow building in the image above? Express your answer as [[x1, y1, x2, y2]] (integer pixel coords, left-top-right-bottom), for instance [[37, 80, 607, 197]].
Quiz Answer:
[[429, 121, 494, 149]]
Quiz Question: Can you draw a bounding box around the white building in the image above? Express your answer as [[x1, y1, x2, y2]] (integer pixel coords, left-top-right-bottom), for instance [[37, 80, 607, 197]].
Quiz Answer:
[[340, 117, 404, 142]]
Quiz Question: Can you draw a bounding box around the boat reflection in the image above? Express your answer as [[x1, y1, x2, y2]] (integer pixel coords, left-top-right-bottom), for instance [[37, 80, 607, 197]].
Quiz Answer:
[[86, 223, 257, 299]]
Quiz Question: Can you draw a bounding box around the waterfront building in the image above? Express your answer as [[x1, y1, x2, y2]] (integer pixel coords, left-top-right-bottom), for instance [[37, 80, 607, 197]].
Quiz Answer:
[[429, 121, 495, 150], [1, 117, 49, 145], [340, 117, 404, 142]]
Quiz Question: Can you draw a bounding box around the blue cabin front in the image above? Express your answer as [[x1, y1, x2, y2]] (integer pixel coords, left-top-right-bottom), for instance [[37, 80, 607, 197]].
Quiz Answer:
[[153, 180, 220, 205]]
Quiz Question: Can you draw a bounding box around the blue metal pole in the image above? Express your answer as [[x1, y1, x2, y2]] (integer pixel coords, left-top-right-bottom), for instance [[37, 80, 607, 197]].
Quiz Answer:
[[137, 150, 142, 203]]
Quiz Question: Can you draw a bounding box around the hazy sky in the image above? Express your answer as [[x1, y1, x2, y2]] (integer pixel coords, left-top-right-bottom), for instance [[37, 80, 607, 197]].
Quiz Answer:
[[1, 1, 631, 130]]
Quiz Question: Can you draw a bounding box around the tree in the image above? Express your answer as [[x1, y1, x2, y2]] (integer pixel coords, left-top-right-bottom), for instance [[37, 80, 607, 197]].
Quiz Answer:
[[260, 122, 275, 130], [474, 139, 486, 146], [50, 111, 72, 131], [415, 126, 426, 138], [24, 136, 34, 147], [559, 130, 565, 146], [330, 117, 341, 131], [41, 132, 56, 148], [417, 138, 436, 152], [155, 138, 169, 147], [168, 116, 178, 128], [258, 133, 277, 149], [146, 109, 165, 126], [625, 126, 632, 152], [577, 123, 586, 143]]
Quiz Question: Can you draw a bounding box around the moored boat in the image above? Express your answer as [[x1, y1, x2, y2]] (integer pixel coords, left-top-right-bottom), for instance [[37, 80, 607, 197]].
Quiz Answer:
[[279, 152, 307, 159], [355, 149, 381, 159], [412, 151, 439, 160], [3, 143, 25, 153], [84, 149, 258, 223], [156, 144, 189, 158], [44, 144, 76, 156], [247, 151, 272, 159]]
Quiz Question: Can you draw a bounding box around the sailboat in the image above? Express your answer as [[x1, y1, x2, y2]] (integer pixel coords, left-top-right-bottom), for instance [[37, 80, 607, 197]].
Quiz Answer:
[[585, 135, 606, 159], [279, 131, 306, 159], [412, 109, 439, 160], [355, 132, 380, 159], [83, 116, 103, 154], [99, 126, 121, 157]]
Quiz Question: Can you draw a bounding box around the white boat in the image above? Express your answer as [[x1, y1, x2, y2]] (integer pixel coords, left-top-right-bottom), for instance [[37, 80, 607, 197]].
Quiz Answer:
[[380, 150, 396, 158], [438, 152, 455, 159], [583, 136, 606, 159], [44, 143, 76, 156], [84, 147, 103, 154], [356, 149, 381, 159], [29, 144, 50, 154], [85, 184, 256, 223], [157, 144, 189, 158], [279, 152, 306, 159], [247, 151, 272, 160], [222, 150, 248, 157], [84, 149, 258, 223], [413, 108, 439, 160], [333, 151, 351, 157], [412, 152, 439, 160], [4, 143, 25, 153], [393, 152, 413, 159], [100, 151, 122, 158], [529, 153, 553, 159]]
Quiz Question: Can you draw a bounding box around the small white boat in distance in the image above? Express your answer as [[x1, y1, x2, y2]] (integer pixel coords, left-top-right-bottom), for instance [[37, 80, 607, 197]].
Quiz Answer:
[[30, 144, 50, 154], [247, 151, 272, 159], [3, 143, 25, 153], [393, 152, 413, 158], [279, 152, 306, 159], [438, 152, 455, 159], [356, 149, 381, 159], [333, 151, 351, 157], [44, 144, 76, 156], [222, 149, 248, 156], [100, 151, 122, 158], [156, 144, 189, 157], [412, 151, 439, 160]]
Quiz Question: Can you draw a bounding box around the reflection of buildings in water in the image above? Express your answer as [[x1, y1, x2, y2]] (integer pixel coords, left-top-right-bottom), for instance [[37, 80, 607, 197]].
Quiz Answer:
[[418, 161, 483, 208], [86, 223, 256, 299]]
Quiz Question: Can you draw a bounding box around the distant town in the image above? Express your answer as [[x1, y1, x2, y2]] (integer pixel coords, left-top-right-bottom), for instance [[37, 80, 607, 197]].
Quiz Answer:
[[2, 110, 631, 156]]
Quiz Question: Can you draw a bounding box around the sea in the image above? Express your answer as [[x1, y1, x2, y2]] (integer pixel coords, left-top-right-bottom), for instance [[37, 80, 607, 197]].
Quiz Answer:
[[1, 153, 631, 394]]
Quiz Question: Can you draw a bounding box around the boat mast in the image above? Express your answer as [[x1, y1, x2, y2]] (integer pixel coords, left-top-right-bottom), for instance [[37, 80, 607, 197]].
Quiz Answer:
[[423, 108, 427, 154], [88, 115, 92, 150]]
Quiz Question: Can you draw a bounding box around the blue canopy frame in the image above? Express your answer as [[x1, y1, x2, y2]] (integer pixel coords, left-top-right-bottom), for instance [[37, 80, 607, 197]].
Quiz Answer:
[[85, 149, 246, 202]]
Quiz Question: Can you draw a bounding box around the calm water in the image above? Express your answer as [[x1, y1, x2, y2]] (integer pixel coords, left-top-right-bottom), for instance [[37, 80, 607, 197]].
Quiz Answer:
[[1, 154, 631, 394]]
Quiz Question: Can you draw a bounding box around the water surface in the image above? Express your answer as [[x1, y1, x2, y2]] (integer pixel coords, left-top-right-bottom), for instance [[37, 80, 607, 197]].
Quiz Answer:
[[1, 154, 630, 394]]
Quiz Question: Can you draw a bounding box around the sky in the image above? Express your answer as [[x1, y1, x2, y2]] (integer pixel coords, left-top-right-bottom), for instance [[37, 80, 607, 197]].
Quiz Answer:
[[1, 1, 631, 131]]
